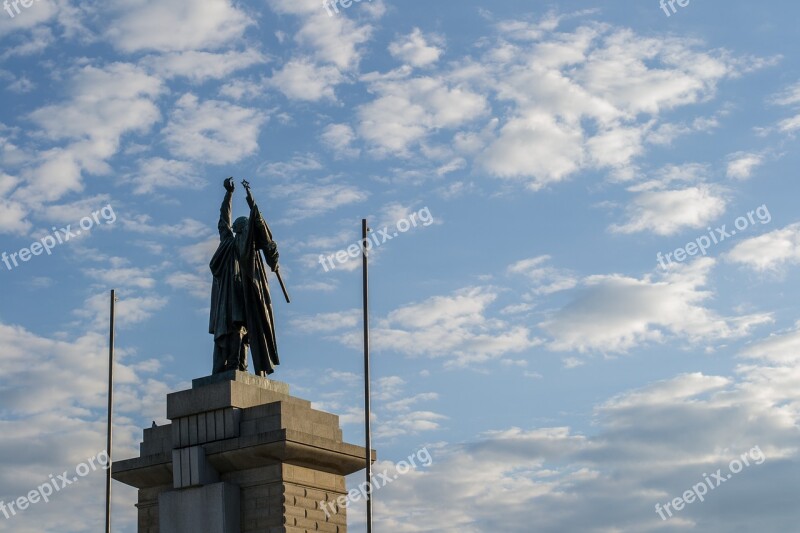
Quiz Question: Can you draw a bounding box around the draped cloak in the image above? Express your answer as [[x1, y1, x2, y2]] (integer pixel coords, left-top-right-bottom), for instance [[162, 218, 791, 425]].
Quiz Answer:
[[209, 192, 280, 375]]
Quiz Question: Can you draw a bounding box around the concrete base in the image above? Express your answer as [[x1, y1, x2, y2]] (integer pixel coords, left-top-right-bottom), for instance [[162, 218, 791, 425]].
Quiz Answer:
[[113, 371, 374, 532], [159, 482, 240, 533]]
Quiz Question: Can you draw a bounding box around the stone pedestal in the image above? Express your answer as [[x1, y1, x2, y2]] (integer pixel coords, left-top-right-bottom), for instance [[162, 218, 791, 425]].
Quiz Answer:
[[113, 370, 374, 533]]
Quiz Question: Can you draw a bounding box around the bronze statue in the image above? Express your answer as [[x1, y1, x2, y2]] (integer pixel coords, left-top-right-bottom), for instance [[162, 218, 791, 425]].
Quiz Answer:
[[209, 178, 287, 376]]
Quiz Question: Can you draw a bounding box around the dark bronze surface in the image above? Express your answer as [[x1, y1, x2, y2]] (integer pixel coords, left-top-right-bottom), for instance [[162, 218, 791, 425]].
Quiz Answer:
[[208, 178, 284, 376]]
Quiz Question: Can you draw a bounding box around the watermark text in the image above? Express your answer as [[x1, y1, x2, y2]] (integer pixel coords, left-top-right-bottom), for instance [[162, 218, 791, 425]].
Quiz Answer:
[[657, 204, 771, 270], [1, 450, 109, 521], [318, 206, 434, 272], [1, 204, 116, 272], [320, 446, 433, 517], [654, 445, 765, 521]]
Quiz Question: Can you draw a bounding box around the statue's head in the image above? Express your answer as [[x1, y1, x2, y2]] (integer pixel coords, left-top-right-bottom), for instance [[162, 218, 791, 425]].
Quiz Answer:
[[232, 216, 248, 234]]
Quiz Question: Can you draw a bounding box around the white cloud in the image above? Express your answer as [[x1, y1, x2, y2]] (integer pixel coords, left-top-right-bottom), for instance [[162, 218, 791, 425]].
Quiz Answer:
[[33, 195, 113, 226], [507, 255, 577, 294], [164, 237, 219, 299], [0, 128, 29, 168], [162, 94, 267, 165], [339, 287, 539, 366], [366, 365, 799, 531], [258, 154, 323, 178], [321, 123, 360, 158], [316, 374, 444, 441], [358, 74, 488, 155], [630, 163, 710, 191], [85, 266, 158, 290], [0, 27, 54, 60], [0, 321, 173, 532], [127, 157, 205, 195], [166, 271, 209, 299], [541, 258, 772, 353], [385, 392, 440, 413], [726, 222, 800, 272], [740, 322, 800, 364], [7, 75, 35, 93], [478, 111, 584, 188], [0, 1, 60, 36], [262, 0, 377, 105], [272, 180, 368, 219], [20, 63, 163, 203], [726, 151, 764, 180], [585, 124, 645, 171], [646, 113, 722, 145], [293, 280, 338, 292], [105, 0, 252, 53], [120, 214, 208, 236], [611, 185, 727, 236], [369, 377, 445, 439], [375, 201, 418, 230], [610, 164, 727, 236], [777, 113, 800, 133], [768, 81, 800, 134], [495, 14, 563, 42], [267, 0, 374, 70], [371, 22, 760, 189], [269, 58, 343, 101], [76, 290, 168, 329], [375, 410, 447, 440], [770, 81, 800, 106], [218, 78, 265, 101], [178, 237, 219, 265], [471, 24, 744, 185], [389, 28, 445, 68], [290, 309, 361, 333], [0, 184, 31, 234], [142, 49, 266, 82]]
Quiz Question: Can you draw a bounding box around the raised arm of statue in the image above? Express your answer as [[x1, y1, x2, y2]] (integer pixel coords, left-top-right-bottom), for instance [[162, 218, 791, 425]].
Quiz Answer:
[[241, 179, 281, 275], [246, 186, 255, 210], [219, 178, 235, 241], [241, 179, 256, 211]]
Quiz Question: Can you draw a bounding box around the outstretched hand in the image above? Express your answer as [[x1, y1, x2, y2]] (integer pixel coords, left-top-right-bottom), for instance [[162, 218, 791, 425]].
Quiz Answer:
[[224, 177, 236, 192], [242, 179, 255, 208]]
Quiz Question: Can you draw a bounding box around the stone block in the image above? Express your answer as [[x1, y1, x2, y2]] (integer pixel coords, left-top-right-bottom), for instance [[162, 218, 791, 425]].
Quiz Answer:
[[172, 446, 220, 488], [168, 372, 296, 420], [159, 482, 240, 533]]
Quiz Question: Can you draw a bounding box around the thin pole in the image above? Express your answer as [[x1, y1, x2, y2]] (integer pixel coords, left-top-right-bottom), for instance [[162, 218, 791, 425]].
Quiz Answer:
[[361, 219, 373, 533], [105, 289, 116, 533]]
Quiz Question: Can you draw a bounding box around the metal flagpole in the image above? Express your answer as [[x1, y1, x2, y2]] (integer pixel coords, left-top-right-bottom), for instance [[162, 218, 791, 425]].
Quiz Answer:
[[106, 289, 116, 533], [361, 219, 373, 533]]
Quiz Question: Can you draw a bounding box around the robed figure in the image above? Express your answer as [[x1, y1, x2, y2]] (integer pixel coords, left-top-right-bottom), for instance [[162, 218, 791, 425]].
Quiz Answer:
[[209, 178, 280, 376]]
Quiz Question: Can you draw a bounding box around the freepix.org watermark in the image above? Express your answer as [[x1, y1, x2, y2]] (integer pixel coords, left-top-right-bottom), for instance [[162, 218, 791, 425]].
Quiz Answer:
[[318, 206, 434, 272], [656, 204, 771, 270], [3, 0, 41, 19], [320, 446, 433, 518], [0, 450, 109, 521], [659, 0, 691, 17], [1, 204, 116, 272], [323, 0, 371, 17], [654, 445, 766, 521]]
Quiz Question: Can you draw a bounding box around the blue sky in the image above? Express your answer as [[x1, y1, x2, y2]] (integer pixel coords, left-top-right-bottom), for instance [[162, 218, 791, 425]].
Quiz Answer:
[[1, 0, 800, 531]]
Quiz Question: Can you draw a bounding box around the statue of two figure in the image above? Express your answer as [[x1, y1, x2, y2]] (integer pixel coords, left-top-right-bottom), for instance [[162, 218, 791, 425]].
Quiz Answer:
[[208, 178, 280, 377]]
